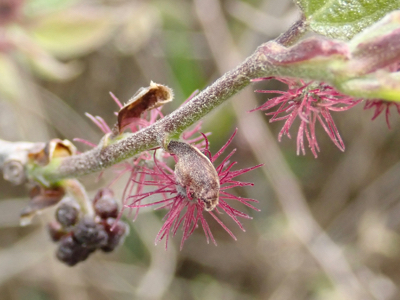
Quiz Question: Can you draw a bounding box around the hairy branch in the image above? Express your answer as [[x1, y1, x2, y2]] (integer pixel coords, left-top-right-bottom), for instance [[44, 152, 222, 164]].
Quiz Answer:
[[3, 11, 400, 184], [28, 38, 273, 183]]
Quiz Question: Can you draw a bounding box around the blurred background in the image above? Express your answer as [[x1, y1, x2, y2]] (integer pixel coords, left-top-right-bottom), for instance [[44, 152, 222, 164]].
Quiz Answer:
[[1, 0, 400, 299]]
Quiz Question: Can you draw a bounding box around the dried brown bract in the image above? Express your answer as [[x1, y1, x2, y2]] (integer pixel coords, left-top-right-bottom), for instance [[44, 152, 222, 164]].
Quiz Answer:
[[167, 140, 220, 211], [116, 81, 173, 134], [20, 184, 66, 226], [28, 139, 76, 166]]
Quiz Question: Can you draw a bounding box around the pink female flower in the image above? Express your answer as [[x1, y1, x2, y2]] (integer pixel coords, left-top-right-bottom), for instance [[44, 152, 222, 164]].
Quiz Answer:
[[252, 77, 361, 158], [364, 100, 400, 129], [126, 129, 262, 249], [75, 90, 210, 221], [363, 62, 400, 129]]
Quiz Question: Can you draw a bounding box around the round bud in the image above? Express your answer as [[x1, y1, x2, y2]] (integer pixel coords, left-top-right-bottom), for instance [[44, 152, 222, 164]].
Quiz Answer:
[[73, 217, 108, 248], [101, 218, 129, 252], [56, 235, 93, 266], [93, 195, 118, 219], [56, 203, 79, 227], [93, 188, 119, 219]]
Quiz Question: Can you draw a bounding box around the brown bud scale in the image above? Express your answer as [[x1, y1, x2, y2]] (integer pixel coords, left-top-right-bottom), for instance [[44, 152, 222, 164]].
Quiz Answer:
[[167, 141, 219, 211], [116, 81, 173, 134]]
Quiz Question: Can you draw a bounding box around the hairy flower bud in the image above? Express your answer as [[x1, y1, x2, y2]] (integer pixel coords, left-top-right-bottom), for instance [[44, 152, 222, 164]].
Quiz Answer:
[[93, 188, 118, 219], [56, 203, 79, 227], [56, 235, 94, 266], [73, 217, 108, 248], [100, 218, 129, 252], [167, 140, 220, 211]]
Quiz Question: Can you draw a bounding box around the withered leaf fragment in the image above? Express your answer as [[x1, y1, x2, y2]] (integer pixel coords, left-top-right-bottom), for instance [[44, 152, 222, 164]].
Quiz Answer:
[[167, 141, 220, 211], [28, 139, 76, 166], [117, 81, 173, 134], [20, 185, 65, 226]]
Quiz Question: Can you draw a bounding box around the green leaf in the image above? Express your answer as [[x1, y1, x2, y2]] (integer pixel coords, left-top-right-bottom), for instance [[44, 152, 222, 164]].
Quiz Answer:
[[30, 8, 116, 59], [296, 0, 400, 40]]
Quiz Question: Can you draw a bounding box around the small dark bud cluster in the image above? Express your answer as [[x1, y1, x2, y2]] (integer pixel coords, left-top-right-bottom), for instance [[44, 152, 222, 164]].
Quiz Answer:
[[48, 189, 129, 266]]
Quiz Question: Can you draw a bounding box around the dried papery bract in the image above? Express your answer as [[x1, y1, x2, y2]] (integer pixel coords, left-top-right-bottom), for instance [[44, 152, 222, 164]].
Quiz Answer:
[[167, 140, 220, 211], [20, 178, 87, 226], [20, 139, 78, 225], [28, 139, 76, 167], [116, 81, 173, 135], [20, 184, 65, 226]]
